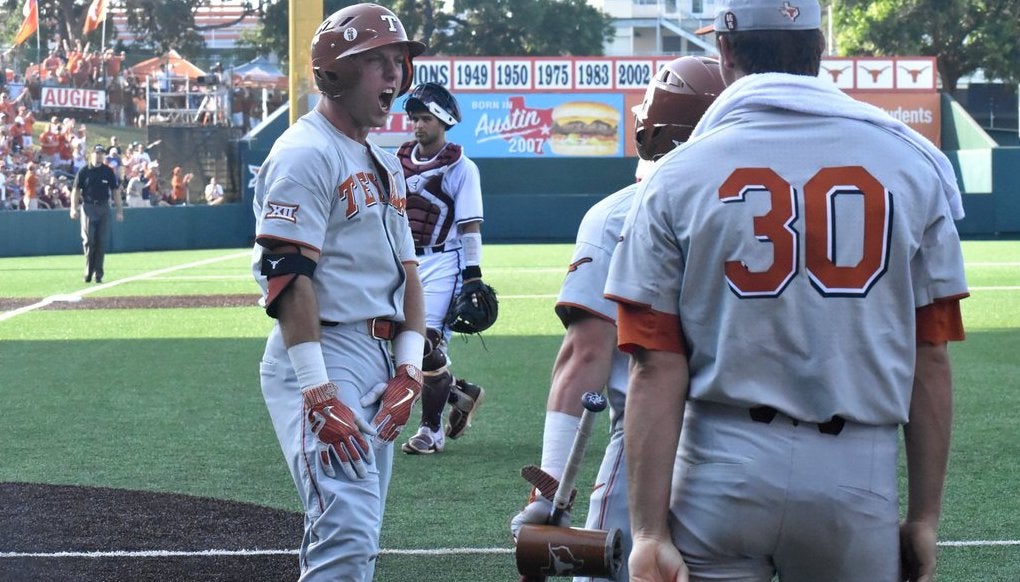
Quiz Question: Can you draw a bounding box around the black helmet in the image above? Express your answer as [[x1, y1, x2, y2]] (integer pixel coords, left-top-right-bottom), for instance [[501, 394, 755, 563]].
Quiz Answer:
[[403, 82, 461, 128]]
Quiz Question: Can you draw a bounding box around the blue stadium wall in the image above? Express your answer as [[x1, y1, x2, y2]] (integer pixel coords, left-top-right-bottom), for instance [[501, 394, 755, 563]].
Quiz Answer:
[[2, 96, 1018, 258]]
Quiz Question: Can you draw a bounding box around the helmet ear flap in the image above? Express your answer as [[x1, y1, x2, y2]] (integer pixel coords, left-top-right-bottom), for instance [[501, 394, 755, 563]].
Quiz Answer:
[[399, 53, 414, 96]]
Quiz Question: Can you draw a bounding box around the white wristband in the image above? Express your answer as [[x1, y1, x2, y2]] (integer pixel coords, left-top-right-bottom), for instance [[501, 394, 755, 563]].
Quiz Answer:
[[541, 411, 581, 481], [393, 330, 425, 370], [287, 342, 329, 389], [461, 232, 482, 267]]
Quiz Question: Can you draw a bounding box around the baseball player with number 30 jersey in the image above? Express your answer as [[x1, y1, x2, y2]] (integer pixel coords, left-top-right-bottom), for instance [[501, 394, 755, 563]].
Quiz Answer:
[[252, 5, 426, 580], [606, 1, 968, 581]]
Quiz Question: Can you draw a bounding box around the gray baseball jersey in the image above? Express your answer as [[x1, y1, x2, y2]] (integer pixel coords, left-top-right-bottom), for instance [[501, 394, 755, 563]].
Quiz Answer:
[[253, 109, 416, 323], [606, 106, 968, 426], [556, 183, 638, 582], [607, 72, 968, 582], [253, 108, 416, 581], [556, 184, 635, 410]]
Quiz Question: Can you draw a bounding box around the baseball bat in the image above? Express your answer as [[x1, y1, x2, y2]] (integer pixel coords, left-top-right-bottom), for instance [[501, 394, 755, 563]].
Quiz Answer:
[[520, 391, 608, 582], [549, 391, 606, 524]]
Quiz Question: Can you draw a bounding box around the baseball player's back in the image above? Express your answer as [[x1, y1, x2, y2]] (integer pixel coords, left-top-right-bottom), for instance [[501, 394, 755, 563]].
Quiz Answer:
[[616, 108, 966, 425], [608, 2, 966, 580]]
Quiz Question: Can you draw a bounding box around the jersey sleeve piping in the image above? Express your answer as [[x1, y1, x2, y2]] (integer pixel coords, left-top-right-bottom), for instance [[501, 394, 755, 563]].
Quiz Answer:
[[554, 302, 615, 329], [254, 234, 321, 254]]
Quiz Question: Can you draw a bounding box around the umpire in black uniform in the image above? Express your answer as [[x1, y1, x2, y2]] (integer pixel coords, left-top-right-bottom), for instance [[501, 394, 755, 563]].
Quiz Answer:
[[70, 145, 124, 283]]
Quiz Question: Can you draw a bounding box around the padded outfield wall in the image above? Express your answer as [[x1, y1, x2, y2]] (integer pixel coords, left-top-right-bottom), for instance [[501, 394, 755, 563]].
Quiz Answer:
[[1, 93, 1017, 259]]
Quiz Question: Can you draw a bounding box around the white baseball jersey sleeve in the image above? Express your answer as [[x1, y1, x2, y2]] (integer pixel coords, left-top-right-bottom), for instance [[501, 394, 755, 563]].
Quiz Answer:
[[252, 109, 416, 324], [606, 108, 968, 426], [556, 183, 638, 399]]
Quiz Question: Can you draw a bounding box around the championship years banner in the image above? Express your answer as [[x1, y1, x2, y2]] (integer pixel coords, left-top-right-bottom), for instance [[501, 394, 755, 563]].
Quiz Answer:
[[370, 56, 942, 156]]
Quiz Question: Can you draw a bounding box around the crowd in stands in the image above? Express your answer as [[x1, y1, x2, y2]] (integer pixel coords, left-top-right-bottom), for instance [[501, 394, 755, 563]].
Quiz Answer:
[[0, 99, 200, 211], [0, 36, 284, 210], [2, 36, 284, 131]]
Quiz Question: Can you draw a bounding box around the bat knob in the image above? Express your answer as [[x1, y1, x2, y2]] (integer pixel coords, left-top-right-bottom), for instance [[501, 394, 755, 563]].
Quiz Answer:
[[581, 391, 607, 412]]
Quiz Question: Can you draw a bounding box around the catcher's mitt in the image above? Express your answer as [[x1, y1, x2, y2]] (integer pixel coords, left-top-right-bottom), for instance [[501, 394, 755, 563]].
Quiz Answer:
[[446, 279, 498, 334]]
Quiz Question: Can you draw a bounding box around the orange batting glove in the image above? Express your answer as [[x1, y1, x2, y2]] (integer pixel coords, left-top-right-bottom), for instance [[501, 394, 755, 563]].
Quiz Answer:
[[360, 364, 423, 445], [303, 382, 376, 480]]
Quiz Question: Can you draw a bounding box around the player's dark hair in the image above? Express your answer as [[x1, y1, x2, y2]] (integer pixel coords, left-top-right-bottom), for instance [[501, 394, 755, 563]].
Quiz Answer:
[[721, 29, 825, 76]]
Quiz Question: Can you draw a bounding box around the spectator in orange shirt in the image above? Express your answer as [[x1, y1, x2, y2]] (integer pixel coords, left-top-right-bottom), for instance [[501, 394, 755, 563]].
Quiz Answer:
[[39, 123, 60, 164], [0, 93, 14, 119], [42, 50, 62, 75], [22, 162, 40, 210], [170, 166, 193, 205], [8, 118, 25, 151], [17, 105, 35, 134]]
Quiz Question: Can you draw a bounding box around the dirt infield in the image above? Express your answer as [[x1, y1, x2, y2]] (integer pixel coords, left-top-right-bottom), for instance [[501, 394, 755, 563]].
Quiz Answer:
[[0, 483, 301, 581], [1, 293, 304, 580], [0, 294, 262, 312]]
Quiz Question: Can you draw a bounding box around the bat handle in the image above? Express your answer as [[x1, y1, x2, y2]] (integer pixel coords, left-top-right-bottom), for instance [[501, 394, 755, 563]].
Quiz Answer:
[[549, 398, 600, 519]]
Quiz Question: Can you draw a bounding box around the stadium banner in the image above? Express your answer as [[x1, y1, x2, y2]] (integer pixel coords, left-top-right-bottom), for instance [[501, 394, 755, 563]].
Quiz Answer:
[[376, 56, 942, 157], [852, 92, 942, 146], [373, 93, 627, 158], [40, 86, 108, 111]]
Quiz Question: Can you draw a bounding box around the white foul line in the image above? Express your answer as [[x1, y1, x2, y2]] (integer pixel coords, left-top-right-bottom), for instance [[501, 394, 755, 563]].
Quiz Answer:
[[0, 251, 250, 323], [0, 547, 514, 559], [0, 541, 1014, 559]]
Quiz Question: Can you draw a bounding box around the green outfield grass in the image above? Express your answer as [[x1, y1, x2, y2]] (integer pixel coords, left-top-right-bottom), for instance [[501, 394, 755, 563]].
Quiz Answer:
[[1, 241, 1018, 580]]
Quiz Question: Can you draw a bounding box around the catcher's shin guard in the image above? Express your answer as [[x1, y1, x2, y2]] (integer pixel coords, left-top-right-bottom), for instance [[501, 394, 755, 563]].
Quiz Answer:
[[419, 328, 455, 431], [446, 378, 485, 439]]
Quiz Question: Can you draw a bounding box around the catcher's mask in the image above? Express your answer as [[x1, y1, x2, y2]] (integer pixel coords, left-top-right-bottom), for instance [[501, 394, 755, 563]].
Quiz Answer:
[[404, 82, 461, 129], [311, 3, 426, 99], [632, 56, 725, 161]]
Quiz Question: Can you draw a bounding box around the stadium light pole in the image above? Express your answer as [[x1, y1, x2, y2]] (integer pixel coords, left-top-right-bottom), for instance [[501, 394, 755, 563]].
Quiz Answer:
[[289, 0, 322, 125]]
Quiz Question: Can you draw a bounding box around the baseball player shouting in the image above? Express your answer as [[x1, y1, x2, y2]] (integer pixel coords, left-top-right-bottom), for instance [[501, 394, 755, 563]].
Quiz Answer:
[[396, 83, 490, 455], [251, 4, 426, 580], [606, 1, 968, 581], [510, 57, 724, 582]]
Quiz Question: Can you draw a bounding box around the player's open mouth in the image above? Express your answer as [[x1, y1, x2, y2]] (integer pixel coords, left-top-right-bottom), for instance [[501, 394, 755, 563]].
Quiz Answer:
[[379, 89, 395, 112]]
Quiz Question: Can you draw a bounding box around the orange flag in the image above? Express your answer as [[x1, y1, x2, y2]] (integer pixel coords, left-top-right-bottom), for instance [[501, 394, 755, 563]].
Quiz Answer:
[[12, 0, 38, 47], [83, 0, 108, 35]]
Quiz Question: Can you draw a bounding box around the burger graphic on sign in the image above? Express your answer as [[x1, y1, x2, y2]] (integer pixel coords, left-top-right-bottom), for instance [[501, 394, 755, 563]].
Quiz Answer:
[[549, 101, 620, 156]]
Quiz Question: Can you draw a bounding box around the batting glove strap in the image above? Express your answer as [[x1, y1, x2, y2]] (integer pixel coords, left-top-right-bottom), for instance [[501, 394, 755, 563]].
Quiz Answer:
[[397, 364, 424, 386], [302, 381, 339, 408]]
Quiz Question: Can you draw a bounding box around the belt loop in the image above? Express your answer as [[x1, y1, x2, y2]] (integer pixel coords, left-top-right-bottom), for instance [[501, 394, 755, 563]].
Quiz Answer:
[[817, 416, 846, 436], [414, 242, 447, 257], [749, 406, 778, 424]]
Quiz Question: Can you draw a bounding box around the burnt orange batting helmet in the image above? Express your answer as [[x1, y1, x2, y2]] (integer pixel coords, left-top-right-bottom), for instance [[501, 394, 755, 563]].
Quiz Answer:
[[632, 56, 725, 161], [311, 3, 426, 99]]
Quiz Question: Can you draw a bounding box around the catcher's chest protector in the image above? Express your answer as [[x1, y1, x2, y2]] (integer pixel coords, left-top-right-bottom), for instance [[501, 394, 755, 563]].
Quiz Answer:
[[398, 142, 463, 247]]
